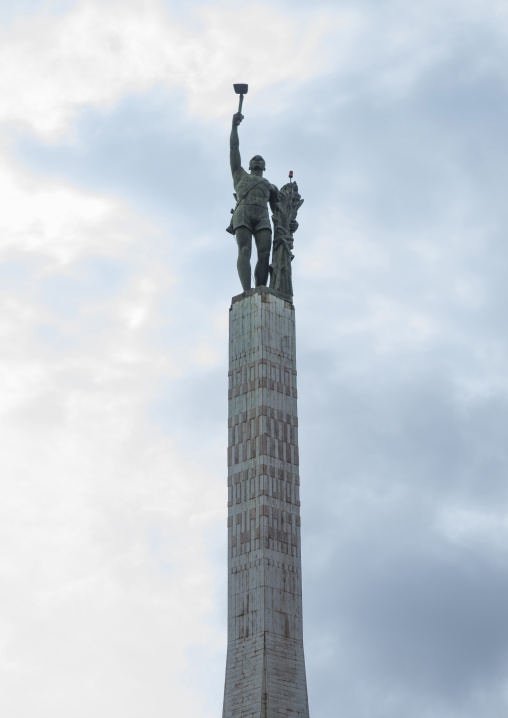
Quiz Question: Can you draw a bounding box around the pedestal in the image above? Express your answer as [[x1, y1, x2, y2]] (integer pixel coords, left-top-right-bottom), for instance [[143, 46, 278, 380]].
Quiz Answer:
[[223, 286, 310, 718]]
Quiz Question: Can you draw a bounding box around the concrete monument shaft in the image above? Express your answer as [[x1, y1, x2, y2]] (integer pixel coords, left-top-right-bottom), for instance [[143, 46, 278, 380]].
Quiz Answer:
[[223, 286, 310, 718]]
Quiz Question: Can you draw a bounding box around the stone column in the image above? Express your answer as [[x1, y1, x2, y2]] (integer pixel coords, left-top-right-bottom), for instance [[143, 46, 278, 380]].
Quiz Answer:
[[223, 286, 310, 718]]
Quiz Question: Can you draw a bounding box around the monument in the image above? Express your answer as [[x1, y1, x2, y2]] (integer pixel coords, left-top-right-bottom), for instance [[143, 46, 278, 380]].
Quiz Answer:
[[223, 84, 309, 718]]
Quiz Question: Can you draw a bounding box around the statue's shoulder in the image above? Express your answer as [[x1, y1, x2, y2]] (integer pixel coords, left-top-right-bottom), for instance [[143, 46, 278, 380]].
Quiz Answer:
[[234, 166, 249, 183]]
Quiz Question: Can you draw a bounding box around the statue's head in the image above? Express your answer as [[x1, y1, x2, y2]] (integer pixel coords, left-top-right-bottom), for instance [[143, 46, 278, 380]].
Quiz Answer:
[[249, 155, 266, 172]]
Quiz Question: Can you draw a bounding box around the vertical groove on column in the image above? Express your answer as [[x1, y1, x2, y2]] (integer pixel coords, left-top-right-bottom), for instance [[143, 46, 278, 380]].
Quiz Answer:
[[223, 286, 310, 718]]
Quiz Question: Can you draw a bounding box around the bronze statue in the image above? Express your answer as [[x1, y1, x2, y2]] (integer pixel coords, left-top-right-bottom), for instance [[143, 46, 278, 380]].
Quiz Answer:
[[229, 112, 279, 290], [269, 179, 303, 298], [228, 85, 303, 297]]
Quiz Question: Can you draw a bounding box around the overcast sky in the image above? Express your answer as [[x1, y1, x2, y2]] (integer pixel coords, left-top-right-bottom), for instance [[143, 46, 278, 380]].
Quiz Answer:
[[1, 0, 508, 716]]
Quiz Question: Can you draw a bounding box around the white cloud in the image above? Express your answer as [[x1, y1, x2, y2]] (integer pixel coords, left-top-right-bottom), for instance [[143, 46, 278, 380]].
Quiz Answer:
[[0, 147, 152, 264], [0, 143, 225, 716], [0, 269, 225, 717], [2, 0, 503, 144], [0, 0, 333, 139]]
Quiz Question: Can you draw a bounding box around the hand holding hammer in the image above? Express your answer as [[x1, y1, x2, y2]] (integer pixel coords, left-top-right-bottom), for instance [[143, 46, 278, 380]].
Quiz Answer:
[[233, 83, 248, 125]]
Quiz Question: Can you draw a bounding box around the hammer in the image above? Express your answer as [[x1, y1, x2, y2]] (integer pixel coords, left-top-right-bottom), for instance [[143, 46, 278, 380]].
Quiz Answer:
[[233, 83, 248, 114]]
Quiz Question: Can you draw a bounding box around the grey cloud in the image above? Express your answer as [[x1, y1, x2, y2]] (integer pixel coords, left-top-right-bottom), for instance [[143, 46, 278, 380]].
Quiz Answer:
[[305, 544, 508, 717], [0, 0, 73, 23], [7, 2, 508, 716]]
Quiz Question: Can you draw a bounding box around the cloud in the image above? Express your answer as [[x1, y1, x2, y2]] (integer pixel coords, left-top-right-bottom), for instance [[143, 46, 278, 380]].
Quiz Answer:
[[0, 149, 152, 266], [0, 140, 227, 716], [2, 0, 508, 716], [0, 0, 334, 139]]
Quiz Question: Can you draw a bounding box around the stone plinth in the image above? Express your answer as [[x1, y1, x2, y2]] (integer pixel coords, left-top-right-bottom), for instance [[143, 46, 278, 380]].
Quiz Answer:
[[223, 286, 310, 718]]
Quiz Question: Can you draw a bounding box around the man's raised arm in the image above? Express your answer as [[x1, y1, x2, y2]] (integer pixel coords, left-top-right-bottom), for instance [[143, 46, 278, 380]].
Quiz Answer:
[[230, 112, 243, 182]]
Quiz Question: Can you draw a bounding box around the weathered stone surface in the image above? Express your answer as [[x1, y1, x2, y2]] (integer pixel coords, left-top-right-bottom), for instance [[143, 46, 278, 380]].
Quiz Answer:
[[223, 286, 310, 718]]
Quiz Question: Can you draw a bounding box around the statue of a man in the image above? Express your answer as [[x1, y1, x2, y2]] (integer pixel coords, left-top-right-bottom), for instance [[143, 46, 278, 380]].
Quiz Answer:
[[230, 112, 279, 291]]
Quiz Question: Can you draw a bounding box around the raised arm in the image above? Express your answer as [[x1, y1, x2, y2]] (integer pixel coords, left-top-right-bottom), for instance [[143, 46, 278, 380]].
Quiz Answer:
[[230, 113, 243, 184]]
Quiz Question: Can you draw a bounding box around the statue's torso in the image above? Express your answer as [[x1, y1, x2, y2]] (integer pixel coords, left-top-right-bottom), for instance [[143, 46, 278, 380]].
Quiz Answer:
[[234, 169, 271, 207]]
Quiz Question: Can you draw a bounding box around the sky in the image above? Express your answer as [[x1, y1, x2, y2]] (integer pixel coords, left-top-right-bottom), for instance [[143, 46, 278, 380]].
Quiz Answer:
[[1, 0, 508, 716]]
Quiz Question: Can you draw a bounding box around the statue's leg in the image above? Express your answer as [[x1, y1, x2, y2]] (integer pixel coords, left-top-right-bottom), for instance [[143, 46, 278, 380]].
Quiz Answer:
[[235, 227, 253, 291], [254, 229, 272, 287]]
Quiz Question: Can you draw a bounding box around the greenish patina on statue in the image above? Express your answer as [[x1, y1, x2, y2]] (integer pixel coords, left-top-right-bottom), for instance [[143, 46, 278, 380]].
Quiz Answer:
[[228, 112, 279, 291], [227, 85, 303, 297], [269, 180, 304, 299]]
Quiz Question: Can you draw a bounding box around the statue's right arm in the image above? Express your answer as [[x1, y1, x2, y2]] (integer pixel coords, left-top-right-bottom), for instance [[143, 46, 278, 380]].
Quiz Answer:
[[230, 113, 243, 184]]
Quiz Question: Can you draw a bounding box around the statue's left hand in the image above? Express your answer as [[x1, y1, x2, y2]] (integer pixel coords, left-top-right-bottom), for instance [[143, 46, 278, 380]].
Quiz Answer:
[[289, 220, 299, 233]]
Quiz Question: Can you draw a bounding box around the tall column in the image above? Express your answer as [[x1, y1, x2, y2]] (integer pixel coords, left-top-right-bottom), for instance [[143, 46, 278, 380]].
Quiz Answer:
[[223, 286, 310, 718]]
